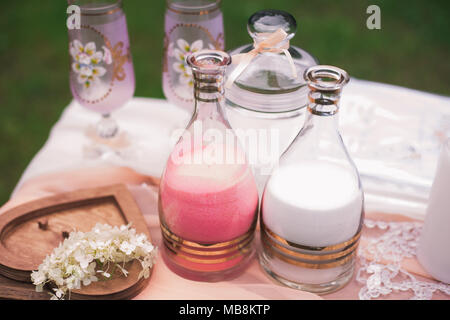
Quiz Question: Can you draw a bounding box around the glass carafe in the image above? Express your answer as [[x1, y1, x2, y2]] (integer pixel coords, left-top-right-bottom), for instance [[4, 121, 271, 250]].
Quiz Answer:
[[259, 65, 364, 294], [224, 9, 317, 193], [159, 50, 259, 281]]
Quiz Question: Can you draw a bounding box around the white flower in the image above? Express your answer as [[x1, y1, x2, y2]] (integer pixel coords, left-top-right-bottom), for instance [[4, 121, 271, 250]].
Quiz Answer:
[[120, 241, 136, 255], [179, 72, 193, 87], [31, 270, 46, 285], [31, 223, 157, 300], [78, 53, 91, 65], [173, 61, 187, 74], [92, 66, 106, 77], [54, 288, 64, 299], [84, 42, 96, 56], [82, 274, 98, 286], [174, 39, 203, 60], [70, 40, 84, 60]]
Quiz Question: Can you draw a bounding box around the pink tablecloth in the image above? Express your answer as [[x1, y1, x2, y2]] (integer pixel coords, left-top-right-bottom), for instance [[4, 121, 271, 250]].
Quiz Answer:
[[2, 166, 448, 300], [4, 79, 450, 299]]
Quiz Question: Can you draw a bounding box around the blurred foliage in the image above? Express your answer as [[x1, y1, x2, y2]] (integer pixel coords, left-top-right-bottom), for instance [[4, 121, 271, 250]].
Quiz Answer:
[[0, 0, 449, 204]]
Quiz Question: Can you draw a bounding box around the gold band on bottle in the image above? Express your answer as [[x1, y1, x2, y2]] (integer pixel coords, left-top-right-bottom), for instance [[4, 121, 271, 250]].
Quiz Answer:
[[160, 221, 256, 269], [163, 237, 253, 257], [164, 244, 252, 264], [193, 75, 224, 103], [263, 224, 361, 252], [161, 222, 254, 249], [163, 236, 253, 265], [261, 223, 361, 269]]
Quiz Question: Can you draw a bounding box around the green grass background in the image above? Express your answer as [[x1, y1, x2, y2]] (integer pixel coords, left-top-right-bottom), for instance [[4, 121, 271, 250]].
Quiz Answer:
[[0, 0, 449, 204]]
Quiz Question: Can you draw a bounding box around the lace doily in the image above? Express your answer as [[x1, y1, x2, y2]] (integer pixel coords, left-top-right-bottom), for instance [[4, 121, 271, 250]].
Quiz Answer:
[[356, 219, 450, 300]]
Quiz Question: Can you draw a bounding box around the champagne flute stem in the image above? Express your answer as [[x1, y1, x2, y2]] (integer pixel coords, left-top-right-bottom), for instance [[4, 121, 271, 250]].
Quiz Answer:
[[96, 113, 118, 139]]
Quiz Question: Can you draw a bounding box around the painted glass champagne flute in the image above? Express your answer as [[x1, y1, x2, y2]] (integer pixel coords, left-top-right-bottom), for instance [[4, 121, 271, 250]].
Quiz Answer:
[[163, 0, 224, 112], [67, 0, 135, 157]]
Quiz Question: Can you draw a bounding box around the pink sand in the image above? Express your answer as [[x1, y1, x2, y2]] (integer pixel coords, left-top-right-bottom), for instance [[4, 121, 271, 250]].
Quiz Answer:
[[160, 145, 259, 244]]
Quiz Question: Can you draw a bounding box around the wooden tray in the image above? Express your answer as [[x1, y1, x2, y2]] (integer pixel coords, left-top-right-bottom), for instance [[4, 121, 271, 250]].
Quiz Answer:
[[0, 184, 153, 300]]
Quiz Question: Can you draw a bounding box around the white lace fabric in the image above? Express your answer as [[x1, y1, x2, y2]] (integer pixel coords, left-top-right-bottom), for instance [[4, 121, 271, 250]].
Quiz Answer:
[[357, 219, 450, 300]]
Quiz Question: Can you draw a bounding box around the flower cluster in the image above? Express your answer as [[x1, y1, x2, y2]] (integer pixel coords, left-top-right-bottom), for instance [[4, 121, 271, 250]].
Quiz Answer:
[[31, 223, 157, 300], [70, 40, 112, 89], [171, 39, 206, 88]]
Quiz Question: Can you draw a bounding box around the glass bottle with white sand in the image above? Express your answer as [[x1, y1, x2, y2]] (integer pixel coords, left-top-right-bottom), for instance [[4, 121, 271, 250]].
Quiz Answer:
[[259, 65, 364, 294]]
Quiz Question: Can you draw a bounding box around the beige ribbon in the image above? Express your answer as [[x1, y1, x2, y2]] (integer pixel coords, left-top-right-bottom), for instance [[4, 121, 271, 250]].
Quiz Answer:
[[225, 28, 298, 89]]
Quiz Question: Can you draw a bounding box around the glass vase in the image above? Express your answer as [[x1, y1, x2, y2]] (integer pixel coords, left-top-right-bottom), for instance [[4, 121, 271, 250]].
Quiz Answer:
[[159, 50, 259, 281], [259, 65, 364, 294]]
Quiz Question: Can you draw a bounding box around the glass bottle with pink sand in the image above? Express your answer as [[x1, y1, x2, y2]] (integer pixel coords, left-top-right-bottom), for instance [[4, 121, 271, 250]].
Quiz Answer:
[[158, 50, 259, 281]]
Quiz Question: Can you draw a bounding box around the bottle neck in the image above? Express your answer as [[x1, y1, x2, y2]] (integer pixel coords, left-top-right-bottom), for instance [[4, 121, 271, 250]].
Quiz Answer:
[[252, 33, 290, 48], [193, 70, 226, 121], [304, 106, 339, 133], [304, 90, 340, 132]]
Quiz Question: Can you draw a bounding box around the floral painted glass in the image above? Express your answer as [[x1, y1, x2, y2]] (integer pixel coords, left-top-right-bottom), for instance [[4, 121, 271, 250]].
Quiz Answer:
[[67, 0, 135, 151], [162, 0, 224, 112]]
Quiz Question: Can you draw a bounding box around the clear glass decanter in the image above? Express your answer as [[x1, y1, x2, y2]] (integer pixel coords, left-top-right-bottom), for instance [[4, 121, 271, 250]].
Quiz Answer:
[[224, 9, 318, 193], [159, 50, 259, 281], [259, 65, 365, 294]]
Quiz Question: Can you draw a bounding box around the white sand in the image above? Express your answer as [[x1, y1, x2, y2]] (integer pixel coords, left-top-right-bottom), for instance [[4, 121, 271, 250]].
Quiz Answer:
[[262, 161, 363, 247]]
